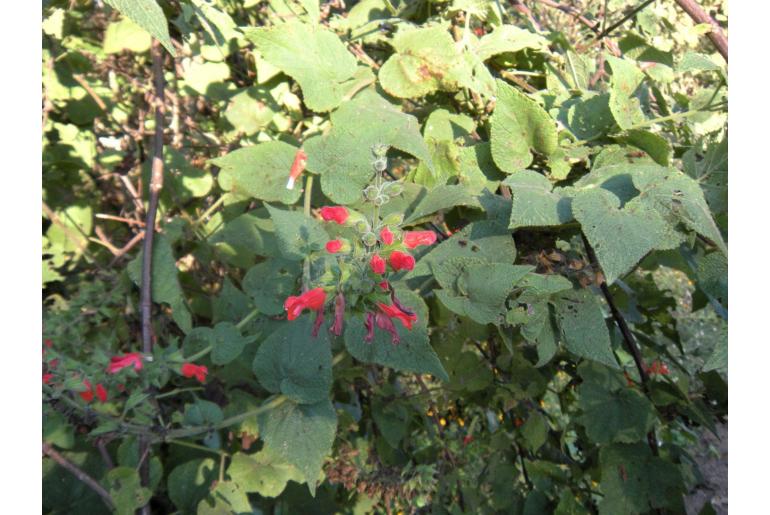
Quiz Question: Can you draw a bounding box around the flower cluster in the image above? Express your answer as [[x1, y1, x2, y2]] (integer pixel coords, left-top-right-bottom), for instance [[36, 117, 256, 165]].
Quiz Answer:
[[280, 144, 439, 345]]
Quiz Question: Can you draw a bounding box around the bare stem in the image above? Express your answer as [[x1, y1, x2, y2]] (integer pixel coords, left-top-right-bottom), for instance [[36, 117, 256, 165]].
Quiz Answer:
[[42, 442, 114, 510], [673, 0, 728, 62]]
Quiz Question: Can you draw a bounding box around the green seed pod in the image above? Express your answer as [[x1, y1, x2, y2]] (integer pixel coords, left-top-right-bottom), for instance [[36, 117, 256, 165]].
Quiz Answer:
[[373, 195, 389, 207], [354, 219, 371, 234], [361, 232, 378, 247], [382, 212, 404, 226]]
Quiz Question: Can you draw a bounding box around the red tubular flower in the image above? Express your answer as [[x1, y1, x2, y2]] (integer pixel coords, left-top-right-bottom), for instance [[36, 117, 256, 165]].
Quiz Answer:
[[284, 287, 327, 321], [79, 380, 94, 403], [378, 280, 390, 292], [375, 313, 400, 344], [319, 206, 349, 225], [463, 435, 474, 445], [107, 353, 143, 374], [403, 231, 437, 249], [330, 293, 346, 337], [646, 360, 670, 376], [42, 373, 53, 385], [388, 251, 415, 272], [286, 148, 308, 190], [181, 363, 208, 383], [95, 384, 108, 403], [312, 309, 325, 338], [326, 240, 343, 254], [378, 302, 418, 330], [370, 254, 386, 275], [380, 227, 394, 245]]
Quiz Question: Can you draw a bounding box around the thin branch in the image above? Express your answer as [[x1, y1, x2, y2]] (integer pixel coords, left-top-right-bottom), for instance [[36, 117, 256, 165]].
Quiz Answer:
[[595, 0, 656, 40], [581, 234, 659, 456], [673, 0, 728, 62], [532, 0, 600, 33], [42, 442, 114, 510], [95, 213, 145, 227], [109, 231, 146, 266]]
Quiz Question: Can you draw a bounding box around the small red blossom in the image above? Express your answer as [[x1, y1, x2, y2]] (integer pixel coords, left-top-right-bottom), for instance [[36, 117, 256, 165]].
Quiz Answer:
[[380, 227, 394, 245], [378, 302, 418, 330], [326, 239, 343, 254], [463, 435, 474, 445], [378, 280, 390, 292], [375, 312, 400, 344], [286, 148, 308, 190], [48, 359, 59, 370], [44, 339, 53, 348], [514, 417, 524, 428], [95, 384, 108, 403], [403, 231, 437, 249], [181, 363, 208, 383], [364, 312, 376, 343], [388, 250, 415, 272], [312, 309, 325, 337], [42, 373, 53, 385], [107, 352, 143, 374], [370, 254, 386, 275], [646, 360, 670, 376], [79, 380, 94, 403], [284, 288, 327, 321], [319, 206, 349, 225]]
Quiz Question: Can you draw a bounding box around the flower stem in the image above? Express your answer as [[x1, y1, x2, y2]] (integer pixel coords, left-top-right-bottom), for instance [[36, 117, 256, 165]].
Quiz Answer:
[[194, 195, 226, 226]]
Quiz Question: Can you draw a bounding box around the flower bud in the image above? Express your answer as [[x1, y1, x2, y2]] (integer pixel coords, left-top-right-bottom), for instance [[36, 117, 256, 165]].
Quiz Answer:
[[373, 157, 388, 172], [354, 219, 371, 234], [363, 185, 379, 200], [361, 232, 378, 247], [373, 195, 389, 207]]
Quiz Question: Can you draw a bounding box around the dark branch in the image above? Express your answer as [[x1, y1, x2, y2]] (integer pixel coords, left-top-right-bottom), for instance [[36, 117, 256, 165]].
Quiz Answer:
[[43, 442, 114, 510], [595, 0, 657, 40], [673, 0, 728, 62]]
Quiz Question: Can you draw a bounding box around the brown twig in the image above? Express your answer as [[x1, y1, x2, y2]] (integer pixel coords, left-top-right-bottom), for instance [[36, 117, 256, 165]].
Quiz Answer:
[[95, 213, 145, 227], [72, 73, 108, 111], [42, 442, 114, 510], [673, 0, 728, 62], [594, 0, 656, 40], [138, 38, 167, 512], [109, 231, 146, 266]]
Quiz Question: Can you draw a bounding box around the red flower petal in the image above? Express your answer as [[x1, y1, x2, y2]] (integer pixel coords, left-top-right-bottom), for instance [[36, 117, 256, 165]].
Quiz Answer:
[[284, 288, 327, 321], [107, 353, 143, 374], [380, 227, 394, 245], [378, 302, 418, 330], [403, 231, 437, 249], [181, 363, 208, 383], [79, 380, 94, 403], [370, 254, 386, 275], [95, 384, 107, 403], [286, 149, 308, 190], [42, 373, 54, 385], [326, 239, 343, 254], [319, 206, 349, 225], [388, 250, 415, 272]]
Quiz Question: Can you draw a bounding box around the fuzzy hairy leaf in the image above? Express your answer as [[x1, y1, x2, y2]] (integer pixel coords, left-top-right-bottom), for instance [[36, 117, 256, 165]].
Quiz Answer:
[[504, 170, 573, 229], [552, 289, 618, 368], [104, 0, 175, 56]]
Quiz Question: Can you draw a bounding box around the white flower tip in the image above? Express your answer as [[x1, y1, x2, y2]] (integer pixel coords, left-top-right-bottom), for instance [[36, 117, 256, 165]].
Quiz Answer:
[[286, 177, 295, 189]]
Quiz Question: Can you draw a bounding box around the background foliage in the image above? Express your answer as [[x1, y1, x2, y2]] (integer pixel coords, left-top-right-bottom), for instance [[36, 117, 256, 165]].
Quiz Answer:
[[42, 0, 727, 513]]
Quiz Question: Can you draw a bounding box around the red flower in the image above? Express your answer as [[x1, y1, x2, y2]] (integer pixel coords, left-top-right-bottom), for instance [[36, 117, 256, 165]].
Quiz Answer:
[[378, 280, 390, 292], [403, 231, 437, 249], [42, 373, 53, 385], [378, 302, 418, 330], [284, 288, 327, 321], [375, 312, 400, 344], [44, 339, 53, 348], [380, 227, 394, 245], [326, 239, 343, 254], [463, 435, 474, 445], [107, 352, 143, 374], [320, 206, 349, 225], [95, 384, 108, 403], [364, 312, 376, 343], [181, 363, 208, 383], [646, 360, 670, 376], [79, 380, 94, 403], [286, 148, 308, 190], [370, 254, 386, 275], [388, 251, 415, 272]]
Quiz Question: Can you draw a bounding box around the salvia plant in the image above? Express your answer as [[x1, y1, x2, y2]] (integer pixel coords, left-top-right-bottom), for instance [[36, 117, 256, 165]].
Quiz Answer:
[[42, 0, 727, 513]]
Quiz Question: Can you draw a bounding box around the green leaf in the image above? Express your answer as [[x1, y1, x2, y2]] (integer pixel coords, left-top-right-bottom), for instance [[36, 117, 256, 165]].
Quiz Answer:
[[245, 21, 357, 112], [344, 289, 449, 381], [304, 89, 433, 204], [167, 459, 218, 513], [695, 251, 728, 308], [598, 443, 684, 514], [182, 60, 231, 98], [43, 410, 75, 449], [702, 323, 727, 372], [558, 93, 615, 141], [631, 166, 727, 254], [227, 449, 304, 498], [103, 467, 151, 515], [197, 481, 252, 514], [678, 52, 721, 73], [253, 315, 332, 404], [209, 322, 250, 365], [223, 87, 279, 136], [403, 184, 481, 224], [183, 399, 224, 426], [490, 80, 558, 173], [423, 108, 476, 141], [607, 56, 646, 129], [103, 18, 151, 54], [378, 25, 469, 98], [521, 413, 548, 452], [551, 289, 618, 368], [258, 399, 337, 495], [211, 141, 303, 204], [474, 25, 549, 60], [577, 363, 656, 443], [209, 209, 281, 265], [503, 171, 573, 229], [573, 187, 678, 285], [371, 399, 411, 447], [435, 259, 533, 325], [243, 258, 301, 315], [103, 0, 175, 56], [616, 129, 672, 166], [265, 204, 329, 261], [128, 233, 192, 333], [682, 136, 727, 214]]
